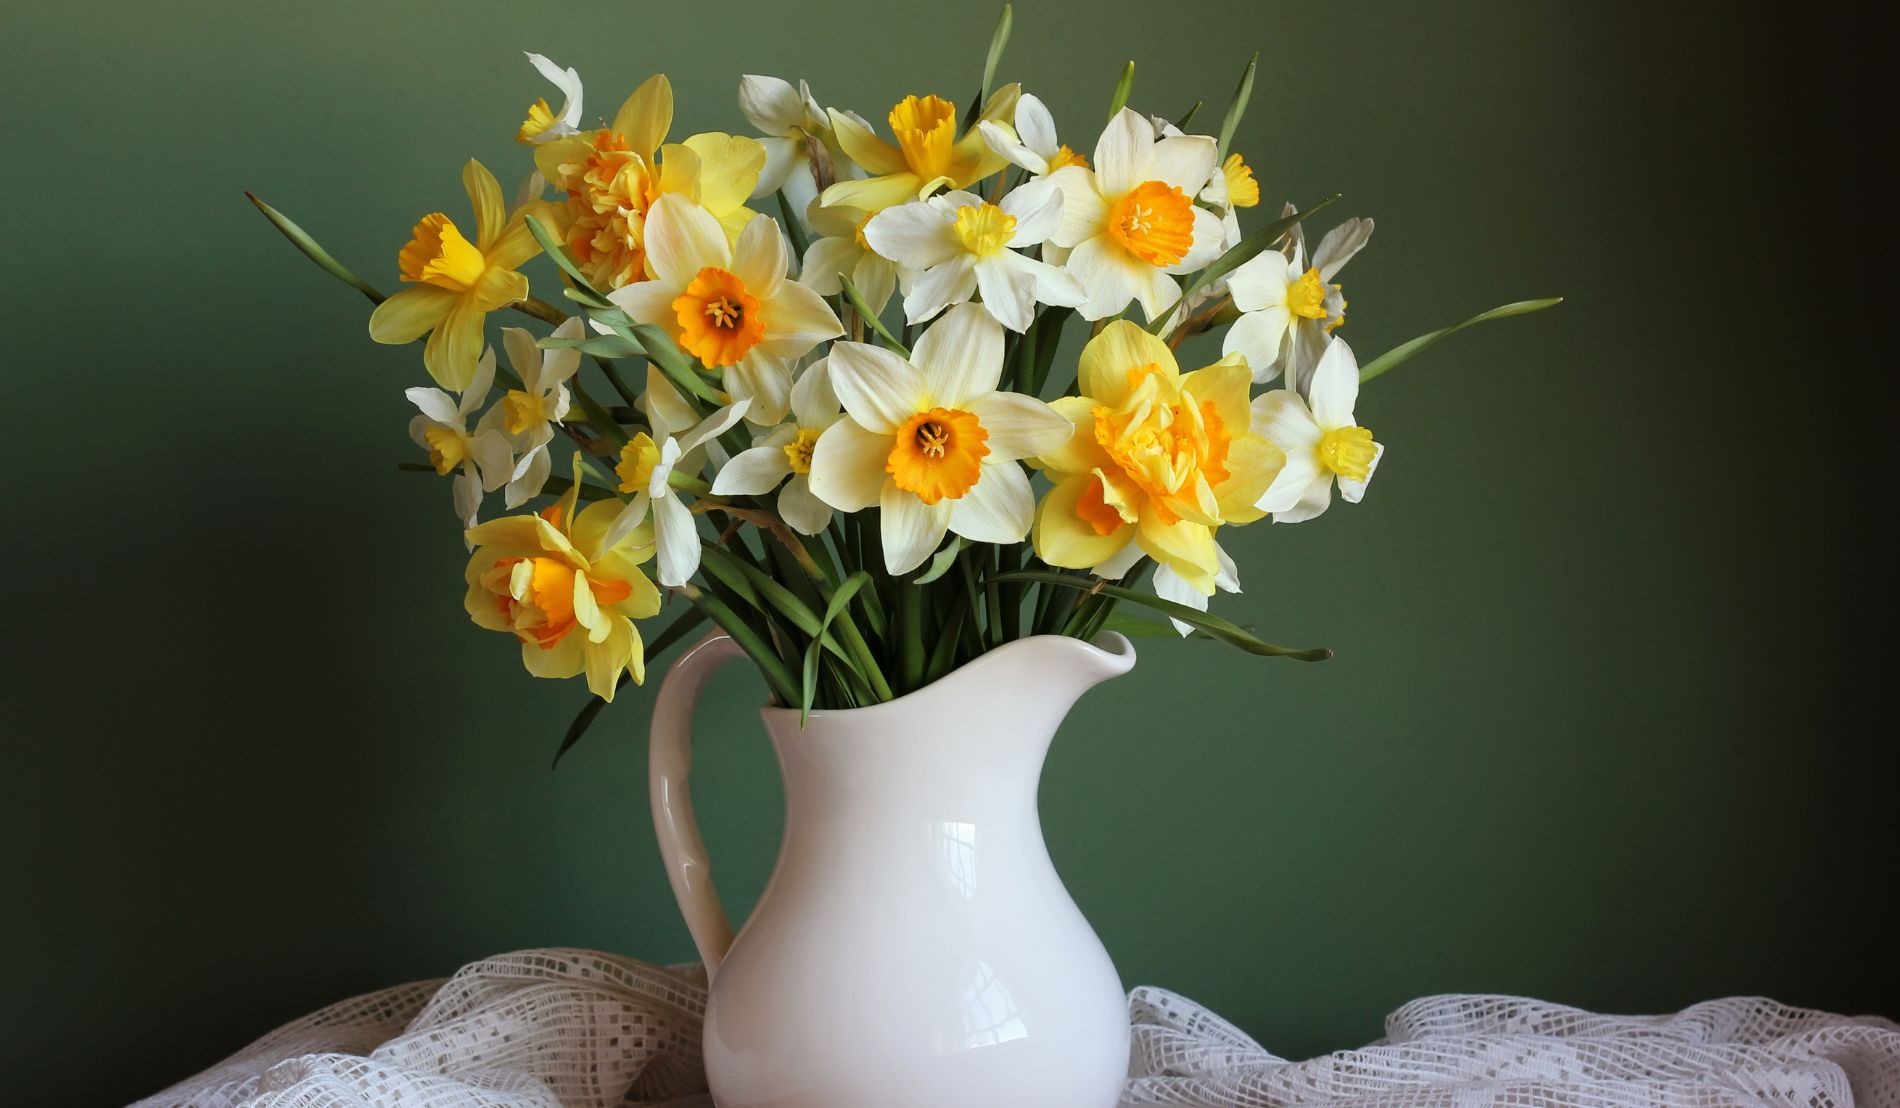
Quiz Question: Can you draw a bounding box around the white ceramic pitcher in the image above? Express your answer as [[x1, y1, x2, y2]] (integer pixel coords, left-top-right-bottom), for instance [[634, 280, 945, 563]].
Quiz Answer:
[[648, 630, 1137, 1108]]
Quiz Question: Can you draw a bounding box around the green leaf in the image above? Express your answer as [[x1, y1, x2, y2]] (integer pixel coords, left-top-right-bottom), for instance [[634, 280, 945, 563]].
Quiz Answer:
[[549, 604, 708, 768], [1215, 52, 1259, 161], [1106, 61, 1136, 123], [539, 334, 646, 360], [689, 588, 803, 706], [993, 571, 1333, 661], [801, 572, 875, 725], [1109, 60, 1132, 122], [1174, 100, 1205, 130], [246, 192, 384, 304], [524, 215, 614, 308], [776, 190, 810, 258], [979, 5, 1014, 107], [839, 274, 910, 356], [1359, 297, 1564, 383], [914, 536, 968, 584]]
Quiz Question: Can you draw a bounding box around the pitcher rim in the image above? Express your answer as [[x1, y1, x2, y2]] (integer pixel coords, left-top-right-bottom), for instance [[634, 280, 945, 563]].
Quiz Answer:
[[756, 631, 1136, 723]]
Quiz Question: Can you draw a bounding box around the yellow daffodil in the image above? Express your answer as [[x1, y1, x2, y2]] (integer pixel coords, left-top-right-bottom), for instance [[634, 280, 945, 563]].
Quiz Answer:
[[1044, 108, 1226, 322], [808, 304, 1072, 574], [1031, 321, 1283, 595], [819, 85, 1021, 212], [463, 472, 663, 701], [1251, 336, 1382, 523], [533, 74, 767, 291], [607, 194, 842, 426], [370, 160, 564, 391]]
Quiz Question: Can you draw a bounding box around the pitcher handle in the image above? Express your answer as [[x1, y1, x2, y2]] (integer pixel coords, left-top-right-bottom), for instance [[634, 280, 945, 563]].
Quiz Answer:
[[649, 630, 747, 977]]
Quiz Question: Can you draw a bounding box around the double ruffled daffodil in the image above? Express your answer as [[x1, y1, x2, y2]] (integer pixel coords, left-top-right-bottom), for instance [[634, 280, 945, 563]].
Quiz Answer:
[[1031, 322, 1282, 597], [1045, 108, 1226, 322], [711, 357, 844, 536], [492, 318, 580, 508], [1251, 336, 1382, 523], [463, 473, 663, 700], [407, 347, 514, 532], [738, 74, 843, 220], [604, 379, 751, 588], [533, 75, 767, 290], [862, 181, 1084, 332], [370, 160, 562, 390], [516, 52, 583, 144], [1225, 211, 1373, 389], [977, 93, 1088, 178], [809, 304, 1072, 574], [820, 86, 1021, 212], [798, 200, 902, 315], [607, 194, 842, 425]]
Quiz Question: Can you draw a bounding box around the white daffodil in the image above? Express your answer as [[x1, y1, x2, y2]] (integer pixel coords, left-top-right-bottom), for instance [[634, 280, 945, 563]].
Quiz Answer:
[[737, 75, 842, 221], [798, 200, 902, 315], [1225, 209, 1373, 390], [1044, 107, 1225, 322], [711, 357, 843, 536], [1251, 337, 1382, 524], [863, 181, 1084, 332], [517, 53, 584, 145], [808, 304, 1072, 574], [1154, 545, 1240, 637], [492, 317, 580, 508], [407, 348, 514, 534], [604, 392, 752, 588], [976, 93, 1089, 178], [607, 195, 842, 426]]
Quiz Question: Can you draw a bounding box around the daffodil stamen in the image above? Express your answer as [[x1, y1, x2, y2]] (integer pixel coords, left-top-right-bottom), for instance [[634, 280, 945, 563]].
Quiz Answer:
[[673, 267, 767, 367], [1287, 268, 1331, 320], [783, 427, 822, 474]]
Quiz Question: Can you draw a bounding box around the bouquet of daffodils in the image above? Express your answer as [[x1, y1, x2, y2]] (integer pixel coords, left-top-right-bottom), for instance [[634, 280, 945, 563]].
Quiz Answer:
[[252, 9, 1554, 743]]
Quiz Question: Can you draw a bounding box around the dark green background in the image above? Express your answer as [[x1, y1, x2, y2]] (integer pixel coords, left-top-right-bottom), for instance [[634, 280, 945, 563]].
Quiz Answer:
[[3, 2, 1890, 1104]]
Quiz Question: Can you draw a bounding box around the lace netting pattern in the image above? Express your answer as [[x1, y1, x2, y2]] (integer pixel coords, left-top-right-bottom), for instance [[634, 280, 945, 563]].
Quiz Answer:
[[131, 948, 1898, 1108]]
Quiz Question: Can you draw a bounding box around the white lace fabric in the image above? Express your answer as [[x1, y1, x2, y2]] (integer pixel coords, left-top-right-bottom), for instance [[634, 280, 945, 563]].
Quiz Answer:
[[132, 948, 1899, 1108]]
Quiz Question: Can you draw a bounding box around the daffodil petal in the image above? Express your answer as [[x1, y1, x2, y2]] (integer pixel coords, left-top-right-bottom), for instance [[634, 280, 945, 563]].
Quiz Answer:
[[368, 286, 456, 345], [947, 461, 1033, 544], [808, 417, 894, 511], [967, 390, 1073, 461], [880, 479, 953, 575], [910, 302, 1004, 409], [1033, 473, 1132, 569], [644, 194, 731, 288], [1078, 320, 1175, 407], [827, 340, 925, 433]]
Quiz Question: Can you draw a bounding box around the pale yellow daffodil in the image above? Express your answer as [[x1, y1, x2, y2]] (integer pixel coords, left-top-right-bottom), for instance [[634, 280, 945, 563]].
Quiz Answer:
[[1031, 321, 1283, 594], [819, 85, 1021, 213], [370, 160, 564, 391], [462, 468, 663, 701], [533, 74, 767, 291]]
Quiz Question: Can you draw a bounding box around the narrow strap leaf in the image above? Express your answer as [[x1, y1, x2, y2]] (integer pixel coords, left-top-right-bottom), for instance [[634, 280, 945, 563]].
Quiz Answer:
[[1215, 52, 1258, 161], [246, 192, 384, 304], [801, 572, 876, 725], [993, 570, 1332, 661], [1174, 100, 1204, 130], [523, 215, 614, 308], [979, 5, 1013, 110], [1359, 298, 1564, 383], [1105, 61, 1136, 123], [776, 190, 810, 258], [914, 536, 968, 584], [838, 274, 910, 357]]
